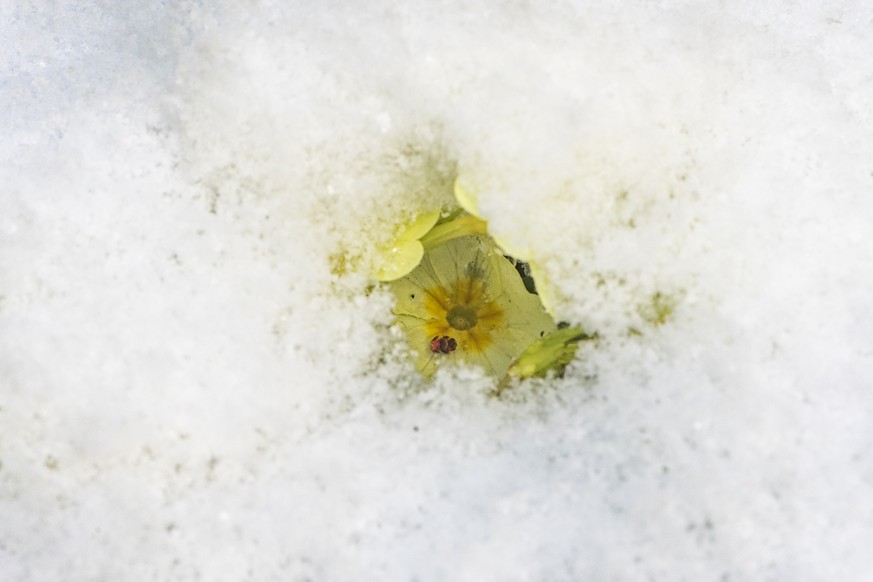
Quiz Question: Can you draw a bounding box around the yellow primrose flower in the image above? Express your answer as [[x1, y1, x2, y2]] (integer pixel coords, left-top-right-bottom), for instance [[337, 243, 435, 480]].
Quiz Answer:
[[390, 235, 555, 378], [454, 178, 559, 316]]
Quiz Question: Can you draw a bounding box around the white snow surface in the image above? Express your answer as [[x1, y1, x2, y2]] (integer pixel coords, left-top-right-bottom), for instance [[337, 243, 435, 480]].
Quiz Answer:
[[3, 1, 873, 580]]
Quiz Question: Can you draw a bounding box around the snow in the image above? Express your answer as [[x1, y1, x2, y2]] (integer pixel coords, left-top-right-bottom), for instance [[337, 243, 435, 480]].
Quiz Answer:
[[2, 1, 872, 580]]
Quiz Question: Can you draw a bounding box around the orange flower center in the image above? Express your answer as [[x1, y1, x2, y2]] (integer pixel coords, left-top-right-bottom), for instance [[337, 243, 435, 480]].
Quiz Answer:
[[421, 276, 504, 355]]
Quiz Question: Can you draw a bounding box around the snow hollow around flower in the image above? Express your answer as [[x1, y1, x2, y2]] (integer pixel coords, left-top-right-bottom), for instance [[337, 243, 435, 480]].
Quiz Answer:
[[5, 2, 873, 581]]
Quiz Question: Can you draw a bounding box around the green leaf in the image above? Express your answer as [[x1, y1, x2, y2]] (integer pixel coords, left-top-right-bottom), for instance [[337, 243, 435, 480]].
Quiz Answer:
[[506, 326, 591, 379]]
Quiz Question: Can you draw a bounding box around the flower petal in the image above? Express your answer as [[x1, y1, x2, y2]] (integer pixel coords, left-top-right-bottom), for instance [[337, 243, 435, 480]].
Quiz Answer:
[[454, 178, 480, 218], [400, 209, 441, 242], [373, 210, 441, 282], [374, 239, 424, 282], [527, 260, 557, 317]]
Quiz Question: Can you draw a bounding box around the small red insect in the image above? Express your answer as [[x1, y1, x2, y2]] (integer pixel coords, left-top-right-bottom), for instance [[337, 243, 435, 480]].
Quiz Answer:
[[430, 335, 458, 354]]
